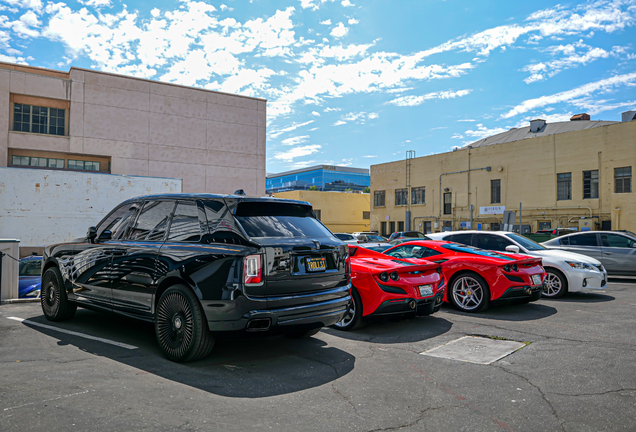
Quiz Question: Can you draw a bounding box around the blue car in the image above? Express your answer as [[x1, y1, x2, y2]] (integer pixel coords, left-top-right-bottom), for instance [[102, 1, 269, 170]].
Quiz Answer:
[[19, 256, 42, 298]]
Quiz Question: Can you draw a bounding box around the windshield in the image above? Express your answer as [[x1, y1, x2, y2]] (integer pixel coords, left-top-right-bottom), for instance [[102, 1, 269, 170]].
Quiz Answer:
[[505, 233, 546, 251], [364, 235, 386, 242], [235, 202, 333, 238], [404, 232, 426, 238]]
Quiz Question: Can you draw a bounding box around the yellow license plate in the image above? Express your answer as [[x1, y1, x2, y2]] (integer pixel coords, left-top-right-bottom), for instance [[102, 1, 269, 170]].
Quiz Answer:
[[306, 257, 326, 272]]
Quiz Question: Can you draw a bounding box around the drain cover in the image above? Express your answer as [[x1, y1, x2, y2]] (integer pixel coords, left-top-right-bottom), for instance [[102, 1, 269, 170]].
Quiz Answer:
[[421, 336, 526, 365]]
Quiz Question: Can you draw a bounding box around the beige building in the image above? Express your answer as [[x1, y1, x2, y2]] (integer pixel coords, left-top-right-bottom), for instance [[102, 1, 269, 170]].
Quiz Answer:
[[273, 190, 371, 233], [0, 62, 266, 195], [371, 114, 636, 236]]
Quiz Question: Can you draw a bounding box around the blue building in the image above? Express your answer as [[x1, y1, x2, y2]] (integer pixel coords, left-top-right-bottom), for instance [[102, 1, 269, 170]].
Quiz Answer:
[[266, 165, 370, 193]]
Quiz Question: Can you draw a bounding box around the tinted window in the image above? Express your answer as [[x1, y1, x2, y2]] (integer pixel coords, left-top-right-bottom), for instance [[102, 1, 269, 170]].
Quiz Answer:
[[235, 202, 332, 238], [601, 234, 635, 248], [505, 233, 546, 251], [19, 259, 41, 276], [127, 201, 175, 241], [474, 234, 513, 252], [447, 233, 472, 245], [365, 235, 386, 242], [386, 245, 441, 259], [441, 243, 514, 261], [168, 201, 201, 242], [568, 233, 598, 246], [403, 232, 426, 238], [335, 233, 354, 241], [98, 202, 141, 240]]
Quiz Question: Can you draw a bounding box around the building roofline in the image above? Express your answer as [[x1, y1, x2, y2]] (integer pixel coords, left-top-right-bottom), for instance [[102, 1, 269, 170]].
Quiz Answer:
[[0, 61, 267, 102], [267, 164, 370, 178]]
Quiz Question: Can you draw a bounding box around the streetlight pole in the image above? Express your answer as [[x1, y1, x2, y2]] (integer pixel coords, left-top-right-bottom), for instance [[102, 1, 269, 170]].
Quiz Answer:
[[406, 150, 415, 230]]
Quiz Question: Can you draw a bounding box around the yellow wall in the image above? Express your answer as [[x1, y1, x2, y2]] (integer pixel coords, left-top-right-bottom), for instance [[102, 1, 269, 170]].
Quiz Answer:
[[274, 190, 371, 233], [370, 121, 636, 235]]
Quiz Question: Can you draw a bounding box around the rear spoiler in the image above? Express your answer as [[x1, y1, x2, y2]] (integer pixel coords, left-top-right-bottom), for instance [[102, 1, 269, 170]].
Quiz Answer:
[[502, 256, 543, 266]]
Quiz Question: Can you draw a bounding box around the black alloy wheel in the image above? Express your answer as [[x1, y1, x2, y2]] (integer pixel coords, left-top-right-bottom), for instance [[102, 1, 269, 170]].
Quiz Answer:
[[41, 267, 77, 321], [155, 285, 215, 362], [331, 288, 364, 331]]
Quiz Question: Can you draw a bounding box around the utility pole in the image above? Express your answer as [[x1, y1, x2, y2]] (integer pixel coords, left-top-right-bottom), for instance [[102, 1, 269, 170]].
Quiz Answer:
[[406, 150, 415, 230], [519, 202, 523, 234]]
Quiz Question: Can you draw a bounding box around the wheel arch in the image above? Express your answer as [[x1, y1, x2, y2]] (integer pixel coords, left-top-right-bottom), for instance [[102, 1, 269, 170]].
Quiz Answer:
[[543, 265, 570, 286], [154, 276, 200, 313]]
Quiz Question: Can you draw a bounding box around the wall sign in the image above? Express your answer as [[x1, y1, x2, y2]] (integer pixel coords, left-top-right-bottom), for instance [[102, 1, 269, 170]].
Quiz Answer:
[[480, 206, 505, 215]]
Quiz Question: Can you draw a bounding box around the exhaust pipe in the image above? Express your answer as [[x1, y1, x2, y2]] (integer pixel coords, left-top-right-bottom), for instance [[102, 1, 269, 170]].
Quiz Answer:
[[409, 300, 416, 310], [246, 318, 271, 332]]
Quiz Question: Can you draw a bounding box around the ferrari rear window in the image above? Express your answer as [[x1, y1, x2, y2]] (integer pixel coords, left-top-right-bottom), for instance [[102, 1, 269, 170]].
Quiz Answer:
[[441, 243, 514, 261]]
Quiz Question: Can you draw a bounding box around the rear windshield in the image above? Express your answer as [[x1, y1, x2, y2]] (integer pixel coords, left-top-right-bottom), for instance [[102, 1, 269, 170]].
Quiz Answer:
[[365, 235, 386, 242], [335, 233, 355, 241], [404, 232, 427, 238], [235, 202, 333, 238]]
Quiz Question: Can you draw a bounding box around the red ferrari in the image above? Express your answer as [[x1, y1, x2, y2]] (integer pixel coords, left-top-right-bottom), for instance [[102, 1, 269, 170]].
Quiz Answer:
[[383, 240, 546, 313], [333, 245, 445, 330]]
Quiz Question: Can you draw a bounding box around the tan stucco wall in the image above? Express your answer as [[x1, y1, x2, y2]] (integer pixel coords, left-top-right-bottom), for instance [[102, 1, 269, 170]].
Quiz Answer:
[[0, 63, 266, 196], [371, 121, 636, 234], [274, 190, 371, 233]]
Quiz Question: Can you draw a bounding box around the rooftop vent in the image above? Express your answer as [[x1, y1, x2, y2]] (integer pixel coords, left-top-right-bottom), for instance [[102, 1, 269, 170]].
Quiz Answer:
[[622, 110, 636, 122], [529, 119, 546, 133], [570, 113, 590, 121]]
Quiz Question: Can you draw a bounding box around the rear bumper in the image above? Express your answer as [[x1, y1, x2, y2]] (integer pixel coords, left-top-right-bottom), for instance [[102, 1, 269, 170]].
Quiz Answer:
[[369, 291, 444, 318], [496, 284, 543, 301], [203, 284, 351, 332]]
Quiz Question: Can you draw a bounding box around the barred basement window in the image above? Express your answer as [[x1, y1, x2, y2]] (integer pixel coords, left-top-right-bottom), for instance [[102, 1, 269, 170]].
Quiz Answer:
[[363, 211, 370, 219], [395, 188, 408, 206], [374, 190, 385, 207], [615, 167, 632, 193], [13, 103, 65, 136], [491, 179, 501, 203], [411, 187, 425, 205], [69, 160, 101, 171], [12, 155, 65, 169], [557, 173, 572, 200], [583, 170, 599, 199]]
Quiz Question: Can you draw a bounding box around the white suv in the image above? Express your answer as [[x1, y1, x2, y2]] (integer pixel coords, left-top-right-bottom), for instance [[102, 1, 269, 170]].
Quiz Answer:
[[427, 231, 607, 298]]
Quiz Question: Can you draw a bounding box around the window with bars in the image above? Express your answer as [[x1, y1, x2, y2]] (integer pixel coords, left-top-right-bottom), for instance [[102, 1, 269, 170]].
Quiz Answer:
[[13, 103, 65, 136], [362, 211, 370, 219], [443, 192, 452, 215], [395, 188, 408, 206], [491, 179, 501, 203], [374, 190, 385, 207], [411, 186, 425, 205], [615, 167, 632, 193], [583, 170, 599, 199], [12, 155, 65, 169], [69, 160, 101, 171], [557, 173, 572, 200]]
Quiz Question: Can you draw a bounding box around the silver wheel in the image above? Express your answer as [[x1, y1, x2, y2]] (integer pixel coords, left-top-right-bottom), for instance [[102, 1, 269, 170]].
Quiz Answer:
[[452, 276, 485, 311], [334, 298, 356, 328], [542, 270, 567, 298]]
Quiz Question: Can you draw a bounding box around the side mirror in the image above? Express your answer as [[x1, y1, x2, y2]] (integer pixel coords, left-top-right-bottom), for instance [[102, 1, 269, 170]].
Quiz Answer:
[[505, 245, 520, 254], [98, 230, 112, 241], [87, 226, 97, 242]]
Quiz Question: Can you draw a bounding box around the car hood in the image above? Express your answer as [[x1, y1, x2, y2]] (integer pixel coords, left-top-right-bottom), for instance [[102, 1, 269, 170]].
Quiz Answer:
[[532, 249, 601, 265]]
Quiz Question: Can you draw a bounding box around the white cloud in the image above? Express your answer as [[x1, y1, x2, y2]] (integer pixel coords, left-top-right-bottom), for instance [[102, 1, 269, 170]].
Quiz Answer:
[[341, 0, 354, 7], [320, 19, 332, 25], [324, 107, 342, 112], [269, 120, 315, 138], [363, 155, 377, 158], [334, 111, 379, 125], [0, 10, 41, 38], [348, 18, 359, 25], [281, 135, 310, 145], [502, 72, 636, 118], [4, 0, 42, 13], [311, 111, 321, 116], [274, 144, 321, 161], [77, 0, 112, 7], [333, 120, 347, 126], [387, 89, 472, 107], [463, 124, 509, 140], [330, 22, 348, 38]]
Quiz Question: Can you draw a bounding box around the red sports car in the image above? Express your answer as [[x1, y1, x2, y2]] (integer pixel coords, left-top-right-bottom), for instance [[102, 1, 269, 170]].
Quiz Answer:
[[383, 240, 546, 313], [333, 245, 445, 330]]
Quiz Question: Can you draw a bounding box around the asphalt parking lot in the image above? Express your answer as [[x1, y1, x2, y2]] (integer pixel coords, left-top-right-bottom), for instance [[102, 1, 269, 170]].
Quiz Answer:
[[1, 280, 635, 432]]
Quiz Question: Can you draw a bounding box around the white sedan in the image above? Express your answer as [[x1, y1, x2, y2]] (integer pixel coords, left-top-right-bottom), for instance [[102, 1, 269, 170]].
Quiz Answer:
[[427, 230, 608, 298]]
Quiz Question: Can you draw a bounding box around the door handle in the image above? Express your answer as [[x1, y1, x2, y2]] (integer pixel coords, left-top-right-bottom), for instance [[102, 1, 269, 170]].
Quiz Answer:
[[603, 252, 613, 255], [105, 248, 127, 256]]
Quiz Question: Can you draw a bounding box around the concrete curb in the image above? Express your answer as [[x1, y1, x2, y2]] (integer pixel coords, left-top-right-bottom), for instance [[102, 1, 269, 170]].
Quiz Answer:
[[1, 298, 40, 305]]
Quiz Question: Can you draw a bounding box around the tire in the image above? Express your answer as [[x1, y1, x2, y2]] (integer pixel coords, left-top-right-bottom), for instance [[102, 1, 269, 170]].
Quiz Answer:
[[285, 327, 322, 339], [155, 284, 215, 362], [331, 288, 365, 331], [41, 267, 77, 322], [448, 272, 490, 313], [542, 268, 568, 299]]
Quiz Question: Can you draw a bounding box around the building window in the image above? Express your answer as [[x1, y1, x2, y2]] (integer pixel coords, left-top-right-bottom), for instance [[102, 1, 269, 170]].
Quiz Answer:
[[380, 221, 387, 237], [398, 221, 405, 232], [395, 189, 408, 206], [583, 170, 599, 199], [69, 160, 101, 171], [491, 179, 501, 204], [557, 173, 572, 200], [13, 103, 65, 136], [314, 209, 321, 220], [443, 192, 452, 215], [374, 190, 385, 207], [411, 187, 425, 205], [615, 167, 632, 193], [12, 155, 65, 169], [389, 221, 395, 234], [362, 211, 370, 219], [538, 221, 552, 230]]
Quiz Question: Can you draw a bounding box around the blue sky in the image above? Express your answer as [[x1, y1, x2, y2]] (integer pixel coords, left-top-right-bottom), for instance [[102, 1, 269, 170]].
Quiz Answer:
[[2, 0, 636, 174]]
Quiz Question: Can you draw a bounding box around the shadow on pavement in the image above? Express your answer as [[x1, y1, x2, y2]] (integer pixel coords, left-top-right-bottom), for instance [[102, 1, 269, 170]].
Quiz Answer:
[[549, 292, 615, 303], [440, 301, 557, 321], [322, 314, 452, 344], [19, 309, 355, 399]]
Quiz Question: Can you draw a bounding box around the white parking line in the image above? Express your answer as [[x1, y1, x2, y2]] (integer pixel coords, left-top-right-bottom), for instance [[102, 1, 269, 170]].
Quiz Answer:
[[7, 317, 138, 350]]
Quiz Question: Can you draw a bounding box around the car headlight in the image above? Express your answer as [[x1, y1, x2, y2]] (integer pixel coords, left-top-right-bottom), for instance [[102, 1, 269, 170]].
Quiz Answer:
[[566, 261, 594, 270]]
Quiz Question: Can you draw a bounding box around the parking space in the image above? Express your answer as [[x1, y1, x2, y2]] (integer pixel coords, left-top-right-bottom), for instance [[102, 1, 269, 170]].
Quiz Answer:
[[1, 280, 636, 431]]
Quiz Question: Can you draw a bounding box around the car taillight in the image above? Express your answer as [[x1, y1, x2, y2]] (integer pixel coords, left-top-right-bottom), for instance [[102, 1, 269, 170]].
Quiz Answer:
[[345, 257, 351, 275], [244, 254, 262, 284]]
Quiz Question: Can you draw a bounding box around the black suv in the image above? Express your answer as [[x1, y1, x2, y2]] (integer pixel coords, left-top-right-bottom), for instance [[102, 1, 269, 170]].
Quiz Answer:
[[41, 194, 351, 362]]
